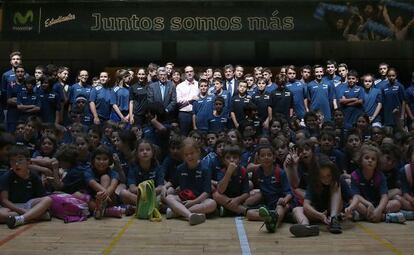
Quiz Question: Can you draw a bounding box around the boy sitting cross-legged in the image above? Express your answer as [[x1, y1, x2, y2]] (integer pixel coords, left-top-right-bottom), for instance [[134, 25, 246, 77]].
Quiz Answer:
[[0, 145, 52, 229]]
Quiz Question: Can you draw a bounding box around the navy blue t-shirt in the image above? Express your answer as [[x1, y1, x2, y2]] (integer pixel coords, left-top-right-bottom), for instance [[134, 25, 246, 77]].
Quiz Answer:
[[192, 95, 214, 132], [307, 79, 335, 121], [286, 80, 307, 119], [216, 167, 249, 198], [129, 83, 148, 119], [351, 169, 388, 206], [269, 88, 293, 119], [127, 163, 164, 187], [173, 161, 212, 197], [202, 152, 222, 181], [208, 112, 230, 133], [17, 88, 40, 120], [89, 85, 114, 120], [210, 89, 232, 116], [252, 166, 292, 209], [0, 171, 45, 203], [363, 87, 382, 123], [62, 166, 88, 194], [341, 85, 364, 129], [381, 81, 406, 126], [37, 87, 61, 123], [68, 83, 92, 105], [161, 155, 182, 184], [305, 178, 353, 212], [231, 94, 251, 123], [111, 85, 130, 112], [251, 91, 271, 122], [383, 168, 400, 190], [84, 167, 119, 186]]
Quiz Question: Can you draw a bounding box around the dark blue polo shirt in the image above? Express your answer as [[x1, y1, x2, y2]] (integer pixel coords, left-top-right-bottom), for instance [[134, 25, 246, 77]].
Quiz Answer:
[[173, 161, 212, 197], [252, 166, 292, 208], [127, 163, 163, 187], [192, 95, 214, 132], [216, 167, 249, 198], [351, 169, 388, 206], [0, 170, 45, 203]]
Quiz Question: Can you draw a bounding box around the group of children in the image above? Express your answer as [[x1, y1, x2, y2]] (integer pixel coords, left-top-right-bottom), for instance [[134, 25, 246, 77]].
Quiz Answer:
[[1, 52, 414, 237], [1, 117, 414, 236]]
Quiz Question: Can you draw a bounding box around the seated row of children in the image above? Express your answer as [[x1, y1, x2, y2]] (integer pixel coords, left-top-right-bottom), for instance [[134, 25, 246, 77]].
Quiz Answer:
[[0, 118, 414, 237]]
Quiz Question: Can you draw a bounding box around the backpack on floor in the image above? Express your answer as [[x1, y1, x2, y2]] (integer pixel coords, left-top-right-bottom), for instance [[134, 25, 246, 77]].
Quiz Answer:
[[136, 180, 162, 222], [49, 193, 90, 223]]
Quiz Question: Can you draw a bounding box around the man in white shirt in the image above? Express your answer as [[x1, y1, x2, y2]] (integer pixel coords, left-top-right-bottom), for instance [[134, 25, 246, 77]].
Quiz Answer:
[[176, 66, 199, 135]]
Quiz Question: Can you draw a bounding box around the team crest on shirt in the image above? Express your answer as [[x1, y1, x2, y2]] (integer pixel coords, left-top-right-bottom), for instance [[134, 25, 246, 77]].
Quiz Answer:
[[195, 170, 202, 178], [285, 92, 291, 96], [95, 85, 102, 91], [271, 176, 279, 184], [264, 95, 270, 99]]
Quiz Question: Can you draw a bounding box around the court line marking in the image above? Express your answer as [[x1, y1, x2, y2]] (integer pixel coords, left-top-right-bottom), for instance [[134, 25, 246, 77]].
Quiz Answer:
[[102, 217, 135, 255], [235, 217, 252, 255], [0, 224, 35, 246], [356, 223, 403, 255]]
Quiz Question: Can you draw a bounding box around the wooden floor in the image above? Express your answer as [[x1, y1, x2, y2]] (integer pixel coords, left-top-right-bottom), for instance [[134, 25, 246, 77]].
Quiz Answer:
[[0, 216, 413, 255]]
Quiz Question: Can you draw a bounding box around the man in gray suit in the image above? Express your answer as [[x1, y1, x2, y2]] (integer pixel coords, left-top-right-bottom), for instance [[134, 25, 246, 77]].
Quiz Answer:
[[148, 67, 177, 116]]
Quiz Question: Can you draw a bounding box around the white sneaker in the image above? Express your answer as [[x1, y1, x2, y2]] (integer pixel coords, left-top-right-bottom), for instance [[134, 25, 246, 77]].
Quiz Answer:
[[189, 213, 206, 226], [166, 208, 177, 219]]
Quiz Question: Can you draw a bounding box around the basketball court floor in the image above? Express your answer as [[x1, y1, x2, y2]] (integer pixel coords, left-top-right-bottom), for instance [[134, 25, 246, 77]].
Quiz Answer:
[[0, 216, 413, 254]]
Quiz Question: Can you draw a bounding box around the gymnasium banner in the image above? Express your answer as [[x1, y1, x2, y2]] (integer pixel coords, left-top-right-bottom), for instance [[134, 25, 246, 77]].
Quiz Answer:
[[2, 1, 413, 40]]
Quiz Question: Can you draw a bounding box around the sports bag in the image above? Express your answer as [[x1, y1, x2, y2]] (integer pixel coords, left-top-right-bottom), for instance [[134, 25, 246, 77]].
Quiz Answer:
[[49, 193, 90, 223]]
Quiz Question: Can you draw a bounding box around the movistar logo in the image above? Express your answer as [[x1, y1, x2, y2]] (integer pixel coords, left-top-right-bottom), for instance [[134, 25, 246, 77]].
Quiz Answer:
[[13, 10, 34, 25]]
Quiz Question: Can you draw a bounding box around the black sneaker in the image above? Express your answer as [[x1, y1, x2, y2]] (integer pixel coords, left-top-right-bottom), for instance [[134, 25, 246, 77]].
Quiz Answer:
[[259, 207, 278, 233], [329, 215, 342, 234], [289, 224, 319, 237], [6, 216, 17, 229]]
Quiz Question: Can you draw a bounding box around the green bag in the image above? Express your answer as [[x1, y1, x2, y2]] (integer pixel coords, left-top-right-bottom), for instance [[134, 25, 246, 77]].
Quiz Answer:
[[135, 180, 162, 222]]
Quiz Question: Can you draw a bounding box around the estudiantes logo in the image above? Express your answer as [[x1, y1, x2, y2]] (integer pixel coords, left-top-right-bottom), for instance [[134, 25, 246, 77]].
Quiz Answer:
[[12, 10, 34, 31]]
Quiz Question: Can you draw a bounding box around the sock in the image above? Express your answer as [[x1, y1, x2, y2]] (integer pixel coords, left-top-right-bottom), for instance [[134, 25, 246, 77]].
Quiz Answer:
[[385, 212, 405, 223], [401, 210, 414, 220], [104, 206, 123, 218], [15, 215, 25, 226]]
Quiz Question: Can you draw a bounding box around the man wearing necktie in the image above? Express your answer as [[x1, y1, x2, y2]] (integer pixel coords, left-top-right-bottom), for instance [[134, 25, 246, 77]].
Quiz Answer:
[[147, 67, 176, 117], [223, 64, 238, 98]]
